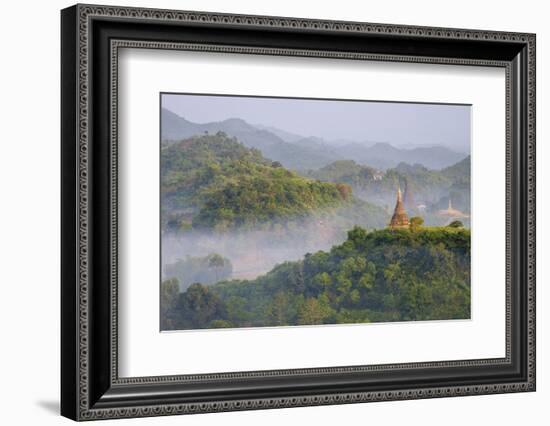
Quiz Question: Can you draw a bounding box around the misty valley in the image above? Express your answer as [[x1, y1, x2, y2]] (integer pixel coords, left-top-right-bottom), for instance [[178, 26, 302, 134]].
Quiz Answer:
[[160, 104, 471, 330]]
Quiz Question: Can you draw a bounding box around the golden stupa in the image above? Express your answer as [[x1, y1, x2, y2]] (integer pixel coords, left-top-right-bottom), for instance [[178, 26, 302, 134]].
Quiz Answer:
[[389, 187, 410, 229]]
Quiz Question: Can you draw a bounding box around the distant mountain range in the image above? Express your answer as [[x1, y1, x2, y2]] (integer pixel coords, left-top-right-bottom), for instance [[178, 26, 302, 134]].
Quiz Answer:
[[162, 108, 337, 170], [161, 108, 468, 171]]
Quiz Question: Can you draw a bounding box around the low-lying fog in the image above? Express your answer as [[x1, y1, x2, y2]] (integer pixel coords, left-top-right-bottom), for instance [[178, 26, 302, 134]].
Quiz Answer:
[[161, 218, 349, 285]]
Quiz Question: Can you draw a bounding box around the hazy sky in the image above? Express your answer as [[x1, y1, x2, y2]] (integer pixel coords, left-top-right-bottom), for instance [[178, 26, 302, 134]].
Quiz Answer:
[[162, 93, 471, 153]]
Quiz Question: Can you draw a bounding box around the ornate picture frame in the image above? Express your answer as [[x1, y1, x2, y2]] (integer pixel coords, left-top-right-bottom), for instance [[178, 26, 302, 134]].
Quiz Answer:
[[61, 4, 535, 421]]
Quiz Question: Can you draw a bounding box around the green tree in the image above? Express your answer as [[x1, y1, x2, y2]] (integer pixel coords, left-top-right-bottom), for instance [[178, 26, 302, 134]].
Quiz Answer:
[[298, 297, 333, 325], [409, 216, 424, 230], [164, 253, 232, 291], [313, 272, 332, 290], [448, 220, 464, 228], [160, 278, 180, 330], [265, 291, 292, 326], [208, 253, 227, 282], [178, 283, 226, 329]]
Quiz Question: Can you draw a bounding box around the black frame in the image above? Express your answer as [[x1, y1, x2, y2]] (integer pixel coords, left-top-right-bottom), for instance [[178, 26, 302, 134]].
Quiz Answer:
[[61, 4, 536, 421]]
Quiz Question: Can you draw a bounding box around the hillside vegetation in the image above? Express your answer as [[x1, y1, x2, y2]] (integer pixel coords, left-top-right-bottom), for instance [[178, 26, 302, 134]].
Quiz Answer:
[[162, 132, 352, 231], [307, 158, 470, 221], [161, 132, 388, 232], [161, 226, 471, 330]]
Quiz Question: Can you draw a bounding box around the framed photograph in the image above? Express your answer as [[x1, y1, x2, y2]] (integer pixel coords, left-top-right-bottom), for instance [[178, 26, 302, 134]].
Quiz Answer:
[[61, 4, 536, 421]]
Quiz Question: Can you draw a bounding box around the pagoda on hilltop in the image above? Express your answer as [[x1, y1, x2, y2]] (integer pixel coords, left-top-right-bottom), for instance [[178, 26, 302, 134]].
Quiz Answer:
[[389, 187, 410, 229]]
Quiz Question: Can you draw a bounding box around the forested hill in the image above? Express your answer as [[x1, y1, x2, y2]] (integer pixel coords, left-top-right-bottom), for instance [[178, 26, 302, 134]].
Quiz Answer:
[[307, 158, 470, 215], [161, 226, 471, 330], [161, 132, 386, 232], [441, 155, 470, 181]]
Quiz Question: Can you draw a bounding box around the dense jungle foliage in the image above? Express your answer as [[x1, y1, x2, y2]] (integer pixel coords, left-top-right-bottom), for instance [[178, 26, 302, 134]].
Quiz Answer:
[[161, 226, 471, 330], [161, 132, 382, 232]]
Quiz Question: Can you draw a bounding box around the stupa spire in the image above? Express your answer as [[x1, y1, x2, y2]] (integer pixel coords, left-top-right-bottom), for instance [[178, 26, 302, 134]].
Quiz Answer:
[[389, 186, 410, 229]]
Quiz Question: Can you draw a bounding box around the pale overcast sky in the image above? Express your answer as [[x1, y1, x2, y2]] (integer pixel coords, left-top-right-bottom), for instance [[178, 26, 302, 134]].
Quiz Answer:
[[162, 93, 471, 153]]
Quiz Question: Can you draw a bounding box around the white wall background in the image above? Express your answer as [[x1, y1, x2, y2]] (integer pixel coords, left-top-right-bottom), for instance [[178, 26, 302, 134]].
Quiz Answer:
[[0, 0, 546, 424]]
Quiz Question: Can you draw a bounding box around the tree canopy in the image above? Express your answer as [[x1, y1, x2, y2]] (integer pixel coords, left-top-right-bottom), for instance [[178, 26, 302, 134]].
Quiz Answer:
[[161, 132, 365, 232], [161, 226, 471, 330]]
